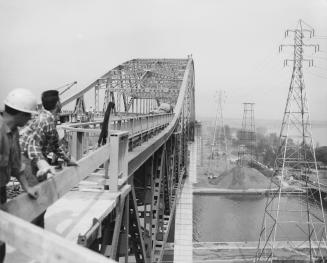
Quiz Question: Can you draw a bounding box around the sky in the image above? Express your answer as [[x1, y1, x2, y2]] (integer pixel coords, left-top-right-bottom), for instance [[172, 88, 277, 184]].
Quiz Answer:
[[0, 0, 327, 121]]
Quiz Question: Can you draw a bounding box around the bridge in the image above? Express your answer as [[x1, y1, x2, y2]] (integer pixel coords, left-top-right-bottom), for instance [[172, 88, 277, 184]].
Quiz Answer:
[[0, 57, 195, 263]]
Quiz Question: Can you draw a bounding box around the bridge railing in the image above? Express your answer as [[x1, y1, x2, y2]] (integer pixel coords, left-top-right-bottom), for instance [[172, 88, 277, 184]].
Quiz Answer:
[[0, 58, 194, 263], [61, 112, 174, 160]]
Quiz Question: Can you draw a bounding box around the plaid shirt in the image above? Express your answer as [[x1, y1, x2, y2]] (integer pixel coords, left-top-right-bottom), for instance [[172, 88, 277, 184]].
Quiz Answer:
[[20, 109, 69, 162], [0, 115, 22, 187]]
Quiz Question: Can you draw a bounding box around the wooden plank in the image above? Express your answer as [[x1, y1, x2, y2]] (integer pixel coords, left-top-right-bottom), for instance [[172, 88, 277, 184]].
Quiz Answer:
[[1, 144, 110, 222], [0, 210, 115, 263]]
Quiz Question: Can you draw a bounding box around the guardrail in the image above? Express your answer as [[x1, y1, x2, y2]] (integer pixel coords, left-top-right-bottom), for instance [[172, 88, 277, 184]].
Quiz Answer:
[[61, 113, 174, 160], [0, 58, 194, 263]]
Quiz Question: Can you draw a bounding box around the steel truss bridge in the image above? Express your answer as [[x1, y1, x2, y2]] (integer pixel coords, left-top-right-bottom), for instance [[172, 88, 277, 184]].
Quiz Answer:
[[0, 57, 195, 263]]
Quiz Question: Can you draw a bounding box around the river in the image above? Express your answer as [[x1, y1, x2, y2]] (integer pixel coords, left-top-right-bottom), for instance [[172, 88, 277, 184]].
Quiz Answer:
[[193, 195, 327, 242], [193, 120, 327, 243]]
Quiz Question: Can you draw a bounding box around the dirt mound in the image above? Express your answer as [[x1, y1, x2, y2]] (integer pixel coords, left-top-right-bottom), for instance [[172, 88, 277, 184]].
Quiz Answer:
[[209, 166, 270, 189]]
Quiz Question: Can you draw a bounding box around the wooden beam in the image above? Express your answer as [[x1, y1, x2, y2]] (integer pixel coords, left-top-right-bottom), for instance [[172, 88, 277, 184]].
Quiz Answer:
[[1, 144, 110, 222], [0, 210, 115, 263]]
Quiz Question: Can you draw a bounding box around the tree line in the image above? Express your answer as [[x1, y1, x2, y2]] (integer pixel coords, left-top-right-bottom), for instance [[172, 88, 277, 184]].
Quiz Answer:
[[208, 124, 327, 167]]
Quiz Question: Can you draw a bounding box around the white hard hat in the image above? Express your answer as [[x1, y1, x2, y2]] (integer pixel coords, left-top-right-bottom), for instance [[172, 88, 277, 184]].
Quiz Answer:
[[4, 88, 38, 114]]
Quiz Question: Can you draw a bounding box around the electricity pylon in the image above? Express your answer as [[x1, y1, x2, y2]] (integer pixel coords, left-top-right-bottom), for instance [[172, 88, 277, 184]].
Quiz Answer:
[[238, 103, 256, 166], [255, 20, 327, 262], [208, 90, 228, 176]]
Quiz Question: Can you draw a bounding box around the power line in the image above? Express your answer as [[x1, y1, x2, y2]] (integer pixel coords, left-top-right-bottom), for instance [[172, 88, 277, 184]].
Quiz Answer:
[[314, 65, 327, 72], [307, 70, 327, 80], [300, 19, 314, 30], [255, 20, 327, 262], [313, 56, 327, 61]]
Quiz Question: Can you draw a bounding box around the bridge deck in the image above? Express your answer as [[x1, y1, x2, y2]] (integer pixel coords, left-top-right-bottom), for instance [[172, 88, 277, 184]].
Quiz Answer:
[[0, 58, 195, 263], [45, 184, 130, 243], [173, 141, 196, 263], [4, 176, 130, 263]]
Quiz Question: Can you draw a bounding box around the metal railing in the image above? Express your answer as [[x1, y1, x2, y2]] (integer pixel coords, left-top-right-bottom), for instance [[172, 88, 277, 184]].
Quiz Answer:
[[61, 113, 174, 160]]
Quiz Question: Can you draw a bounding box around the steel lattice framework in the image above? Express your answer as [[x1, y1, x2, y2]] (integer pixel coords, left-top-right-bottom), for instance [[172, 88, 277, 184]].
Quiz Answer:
[[61, 59, 188, 117], [255, 20, 327, 262], [238, 102, 256, 166], [207, 90, 228, 176], [210, 91, 228, 159], [0, 56, 196, 263]]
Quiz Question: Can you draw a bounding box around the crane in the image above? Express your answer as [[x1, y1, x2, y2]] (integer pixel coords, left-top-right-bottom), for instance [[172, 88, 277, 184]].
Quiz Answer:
[[57, 81, 78, 95], [36, 81, 78, 111]]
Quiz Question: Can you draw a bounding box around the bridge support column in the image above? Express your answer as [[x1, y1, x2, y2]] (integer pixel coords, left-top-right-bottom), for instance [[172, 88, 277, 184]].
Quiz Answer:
[[109, 131, 129, 191], [143, 157, 154, 261], [71, 131, 84, 160]]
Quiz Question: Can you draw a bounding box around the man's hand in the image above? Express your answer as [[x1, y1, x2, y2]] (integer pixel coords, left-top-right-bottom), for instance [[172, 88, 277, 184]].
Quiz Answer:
[[26, 187, 39, 199], [36, 159, 55, 181], [66, 160, 78, 167], [65, 156, 78, 167]]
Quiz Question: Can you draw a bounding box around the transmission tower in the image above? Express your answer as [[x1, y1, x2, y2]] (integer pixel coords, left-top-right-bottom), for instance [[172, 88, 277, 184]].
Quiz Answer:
[[238, 103, 256, 166], [208, 90, 228, 176], [255, 20, 327, 262], [210, 91, 228, 157]]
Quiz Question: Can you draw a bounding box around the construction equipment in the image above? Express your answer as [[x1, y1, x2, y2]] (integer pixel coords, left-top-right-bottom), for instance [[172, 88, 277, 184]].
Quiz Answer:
[[37, 81, 78, 112], [57, 81, 78, 96]]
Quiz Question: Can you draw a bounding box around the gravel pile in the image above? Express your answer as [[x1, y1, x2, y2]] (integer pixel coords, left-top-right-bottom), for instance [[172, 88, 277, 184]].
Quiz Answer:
[[209, 166, 271, 189]]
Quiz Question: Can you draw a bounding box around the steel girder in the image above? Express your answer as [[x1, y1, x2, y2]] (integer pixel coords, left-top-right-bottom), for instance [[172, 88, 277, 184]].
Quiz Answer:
[[57, 57, 195, 263], [61, 58, 189, 115]]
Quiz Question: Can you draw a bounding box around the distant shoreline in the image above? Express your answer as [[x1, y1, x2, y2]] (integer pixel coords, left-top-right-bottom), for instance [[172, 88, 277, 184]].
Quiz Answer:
[[196, 116, 327, 146]]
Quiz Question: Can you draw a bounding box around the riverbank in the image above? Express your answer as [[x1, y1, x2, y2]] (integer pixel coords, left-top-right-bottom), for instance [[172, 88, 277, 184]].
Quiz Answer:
[[193, 187, 304, 195]]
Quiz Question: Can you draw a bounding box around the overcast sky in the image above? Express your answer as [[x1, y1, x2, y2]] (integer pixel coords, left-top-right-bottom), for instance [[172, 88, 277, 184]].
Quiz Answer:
[[0, 0, 327, 121]]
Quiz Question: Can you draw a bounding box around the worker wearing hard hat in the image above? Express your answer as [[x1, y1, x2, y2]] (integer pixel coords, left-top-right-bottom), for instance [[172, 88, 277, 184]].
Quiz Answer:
[[20, 90, 78, 228], [0, 89, 39, 263]]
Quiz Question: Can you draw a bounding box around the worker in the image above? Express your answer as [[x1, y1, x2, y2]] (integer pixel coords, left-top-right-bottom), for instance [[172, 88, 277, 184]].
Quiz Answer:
[[0, 89, 39, 263], [20, 90, 78, 228], [98, 102, 115, 147]]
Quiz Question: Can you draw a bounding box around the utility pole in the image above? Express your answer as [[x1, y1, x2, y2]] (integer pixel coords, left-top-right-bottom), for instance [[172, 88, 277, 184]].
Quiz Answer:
[[255, 20, 327, 262], [238, 103, 256, 166]]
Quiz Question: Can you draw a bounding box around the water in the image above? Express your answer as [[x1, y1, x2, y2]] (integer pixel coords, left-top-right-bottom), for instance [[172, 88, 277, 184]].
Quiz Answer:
[[193, 119, 327, 243], [193, 195, 266, 242], [193, 195, 327, 242]]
